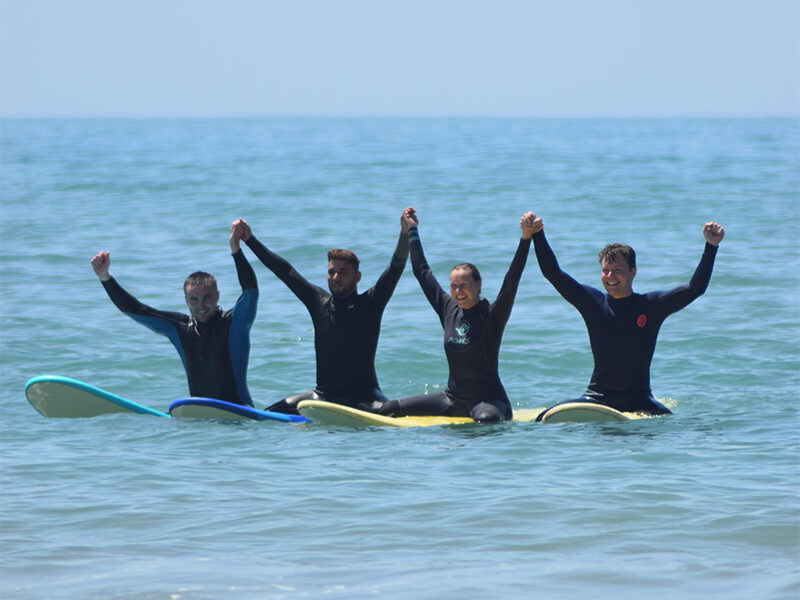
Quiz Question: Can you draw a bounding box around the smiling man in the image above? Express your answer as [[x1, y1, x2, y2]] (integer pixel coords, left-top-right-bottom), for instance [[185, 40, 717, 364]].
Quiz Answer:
[[530, 214, 724, 417], [90, 220, 258, 406], [238, 214, 409, 414]]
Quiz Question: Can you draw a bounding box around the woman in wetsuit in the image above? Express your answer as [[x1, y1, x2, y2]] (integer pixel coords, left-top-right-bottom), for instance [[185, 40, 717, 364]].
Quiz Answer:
[[380, 207, 537, 422]]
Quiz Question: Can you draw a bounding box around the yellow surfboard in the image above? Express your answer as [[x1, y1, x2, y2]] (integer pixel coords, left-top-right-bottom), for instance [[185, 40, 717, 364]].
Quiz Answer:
[[297, 400, 543, 428]]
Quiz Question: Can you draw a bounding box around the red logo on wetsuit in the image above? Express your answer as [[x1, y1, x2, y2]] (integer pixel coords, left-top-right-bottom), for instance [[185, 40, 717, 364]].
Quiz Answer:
[[637, 314, 647, 328]]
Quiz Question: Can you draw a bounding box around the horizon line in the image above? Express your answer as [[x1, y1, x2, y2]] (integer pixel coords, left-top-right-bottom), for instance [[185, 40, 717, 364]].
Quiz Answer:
[[2, 112, 798, 120]]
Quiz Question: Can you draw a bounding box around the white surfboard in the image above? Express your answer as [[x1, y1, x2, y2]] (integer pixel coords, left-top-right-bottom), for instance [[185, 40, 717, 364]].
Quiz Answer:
[[25, 375, 169, 418], [537, 401, 632, 423]]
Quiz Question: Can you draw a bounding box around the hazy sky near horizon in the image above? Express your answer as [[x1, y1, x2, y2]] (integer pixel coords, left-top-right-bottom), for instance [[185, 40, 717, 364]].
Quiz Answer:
[[1, 0, 798, 118]]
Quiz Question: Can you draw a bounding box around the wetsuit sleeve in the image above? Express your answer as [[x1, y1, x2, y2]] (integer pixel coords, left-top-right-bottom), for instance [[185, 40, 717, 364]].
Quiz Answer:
[[533, 230, 597, 310], [647, 242, 719, 315], [244, 235, 321, 308], [229, 250, 258, 405], [409, 227, 450, 323], [100, 277, 187, 342], [230, 249, 258, 328], [489, 237, 531, 329], [232, 248, 257, 291], [368, 231, 409, 309]]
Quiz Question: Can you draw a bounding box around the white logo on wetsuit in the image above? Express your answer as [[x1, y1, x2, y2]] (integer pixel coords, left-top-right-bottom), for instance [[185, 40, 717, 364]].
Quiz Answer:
[[448, 321, 471, 345]]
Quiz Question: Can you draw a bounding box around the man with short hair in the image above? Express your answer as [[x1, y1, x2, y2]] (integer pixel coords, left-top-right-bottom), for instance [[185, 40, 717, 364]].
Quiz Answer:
[[90, 220, 258, 406], [238, 214, 409, 414], [530, 215, 724, 417]]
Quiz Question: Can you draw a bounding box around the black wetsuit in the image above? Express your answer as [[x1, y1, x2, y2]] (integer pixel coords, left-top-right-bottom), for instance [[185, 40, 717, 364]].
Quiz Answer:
[[381, 227, 531, 422], [100, 250, 258, 406], [533, 230, 718, 417], [245, 233, 408, 413]]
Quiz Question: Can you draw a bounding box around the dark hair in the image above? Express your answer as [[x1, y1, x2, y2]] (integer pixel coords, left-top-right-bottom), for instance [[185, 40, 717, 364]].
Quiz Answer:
[[598, 244, 636, 270], [450, 262, 482, 282], [328, 248, 360, 271], [184, 271, 217, 293]]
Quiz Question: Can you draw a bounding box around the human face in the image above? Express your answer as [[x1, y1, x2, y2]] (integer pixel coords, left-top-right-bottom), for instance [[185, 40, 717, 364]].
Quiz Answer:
[[185, 283, 220, 322], [600, 258, 636, 299], [327, 259, 361, 298], [449, 269, 481, 310]]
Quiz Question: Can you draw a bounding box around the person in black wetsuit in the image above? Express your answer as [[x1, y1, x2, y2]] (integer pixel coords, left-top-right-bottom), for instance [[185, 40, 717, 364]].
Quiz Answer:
[[90, 220, 259, 406], [379, 207, 537, 423], [530, 214, 725, 419], [237, 215, 409, 414]]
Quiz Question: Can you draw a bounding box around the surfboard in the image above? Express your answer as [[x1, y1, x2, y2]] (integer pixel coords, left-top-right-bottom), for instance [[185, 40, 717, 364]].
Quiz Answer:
[[25, 375, 169, 418], [297, 400, 542, 428], [537, 401, 633, 423], [169, 398, 308, 422]]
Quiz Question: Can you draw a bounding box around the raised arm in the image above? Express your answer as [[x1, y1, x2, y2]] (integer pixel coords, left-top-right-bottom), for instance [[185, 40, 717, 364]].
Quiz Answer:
[[92, 250, 140, 313], [689, 222, 724, 294], [238, 219, 321, 307], [531, 214, 595, 308], [394, 209, 411, 262], [490, 212, 535, 325], [228, 220, 258, 348], [368, 210, 410, 308], [231, 219, 257, 291], [404, 207, 450, 319], [90, 251, 185, 333], [650, 221, 723, 314], [91, 250, 140, 314]]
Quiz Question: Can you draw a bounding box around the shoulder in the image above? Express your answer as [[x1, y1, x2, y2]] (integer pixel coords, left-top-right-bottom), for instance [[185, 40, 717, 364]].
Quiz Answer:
[[581, 284, 606, 303], [168, 311, 194, 326], [355, 288, 380, 307], [643, 288, 681, 302]]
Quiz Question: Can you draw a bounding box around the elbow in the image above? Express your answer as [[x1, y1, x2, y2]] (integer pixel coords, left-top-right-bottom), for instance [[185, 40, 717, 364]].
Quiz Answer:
[[537, 264, 558, 282]]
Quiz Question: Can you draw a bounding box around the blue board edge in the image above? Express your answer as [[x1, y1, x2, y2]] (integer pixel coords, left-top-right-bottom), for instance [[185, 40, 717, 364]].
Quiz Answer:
[[169, 397, 308, 423], [25, 374, 170, 417]]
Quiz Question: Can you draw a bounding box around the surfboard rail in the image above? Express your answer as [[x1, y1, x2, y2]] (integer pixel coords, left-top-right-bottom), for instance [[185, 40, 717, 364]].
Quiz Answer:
[[298, 400, 543, 428], [169, 398, 308, 422]]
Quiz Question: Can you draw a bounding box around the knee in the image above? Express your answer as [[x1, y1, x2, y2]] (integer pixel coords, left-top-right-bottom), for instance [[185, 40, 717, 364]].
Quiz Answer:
[[268, 390, 319, 414], [267, 399, 298, 415], [472, 408, 504, 423], [379, 399, 400, 416], [648, 396, 672, 415]]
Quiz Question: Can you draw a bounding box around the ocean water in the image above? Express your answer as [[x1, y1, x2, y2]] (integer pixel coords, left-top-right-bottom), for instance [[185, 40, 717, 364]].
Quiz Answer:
[[1, 117, 798, 599]]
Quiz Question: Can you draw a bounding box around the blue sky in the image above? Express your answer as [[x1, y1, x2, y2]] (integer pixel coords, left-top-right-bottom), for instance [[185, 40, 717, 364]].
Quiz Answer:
[[1, 0, 797, 117]]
